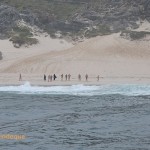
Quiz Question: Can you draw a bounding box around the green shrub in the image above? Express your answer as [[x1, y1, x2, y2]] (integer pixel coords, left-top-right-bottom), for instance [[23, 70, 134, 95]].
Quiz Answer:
[[10, 36, 38, 47], [9, 26, 38, 47], [13, 26, 33, 37], [120, 30, 150, 40]]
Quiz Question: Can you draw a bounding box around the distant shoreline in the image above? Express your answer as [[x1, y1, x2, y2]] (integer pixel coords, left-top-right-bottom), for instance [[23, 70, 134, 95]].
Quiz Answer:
[[0, 75, 150, 87], [1, 33, 150, 86]]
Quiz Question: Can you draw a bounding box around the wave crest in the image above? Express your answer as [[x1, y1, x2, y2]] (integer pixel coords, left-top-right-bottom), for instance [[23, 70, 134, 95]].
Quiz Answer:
[[0, 82, 150, 96]]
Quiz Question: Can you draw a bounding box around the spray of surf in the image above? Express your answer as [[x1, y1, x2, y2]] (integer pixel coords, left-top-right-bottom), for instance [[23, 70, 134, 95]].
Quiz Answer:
[[0, 82, 150, 96]]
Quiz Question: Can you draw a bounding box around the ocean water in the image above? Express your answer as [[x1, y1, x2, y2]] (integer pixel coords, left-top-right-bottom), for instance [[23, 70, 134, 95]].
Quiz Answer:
[[0, 83, 150, 150]]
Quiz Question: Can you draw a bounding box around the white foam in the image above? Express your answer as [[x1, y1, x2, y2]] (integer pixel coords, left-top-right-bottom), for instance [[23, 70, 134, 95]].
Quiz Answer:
[[0, 82, 150, 96]]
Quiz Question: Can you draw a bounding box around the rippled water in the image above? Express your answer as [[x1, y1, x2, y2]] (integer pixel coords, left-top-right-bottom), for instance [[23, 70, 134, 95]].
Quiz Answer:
[[0, 84, 150, 150]]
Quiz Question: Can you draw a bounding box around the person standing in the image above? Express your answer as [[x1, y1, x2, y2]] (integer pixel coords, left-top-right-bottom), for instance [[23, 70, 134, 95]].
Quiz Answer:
[[44, 74, 46, 81], [53, 74, 57, 81], [49, 75, 52, 82], [48, 75, 50, 82], [78, 74, 81, 81], [68, 74, 71, 81], [85, 74, 88, 81], [65, 74, 68, 81], [19, 73, 22, 81], [61, 74, 63, 81], [97, 75, 100, 81]]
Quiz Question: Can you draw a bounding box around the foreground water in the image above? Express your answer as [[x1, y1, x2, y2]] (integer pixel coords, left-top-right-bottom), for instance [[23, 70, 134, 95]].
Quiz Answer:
[[0, 84, 150, 150]]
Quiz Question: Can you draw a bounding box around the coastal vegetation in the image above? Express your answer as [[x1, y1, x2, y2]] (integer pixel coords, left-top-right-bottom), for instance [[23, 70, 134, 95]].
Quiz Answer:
[[0, 0, 150, 46], [120, 30, 150, 40], [9, 26, 38, 47]]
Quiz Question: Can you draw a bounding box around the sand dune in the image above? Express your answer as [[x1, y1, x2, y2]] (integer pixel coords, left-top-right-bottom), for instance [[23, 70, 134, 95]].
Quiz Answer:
[[0, 32, 150, 85], [0, 34, 73, 72]]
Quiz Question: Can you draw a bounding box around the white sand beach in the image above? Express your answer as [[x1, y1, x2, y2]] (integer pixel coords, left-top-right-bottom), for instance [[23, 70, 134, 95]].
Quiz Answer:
[[0, 28, 150, 85]]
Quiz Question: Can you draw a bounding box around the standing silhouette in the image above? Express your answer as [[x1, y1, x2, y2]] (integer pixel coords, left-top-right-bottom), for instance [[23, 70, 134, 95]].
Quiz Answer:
[[48, 75, 51, 82], [85, 74, 88, 81], [50, 75, 53, 82], [68, 74, 71, 81], [19, 73, 22, 81], [61, 74, 63, 81], [97, 75, 100, 81], [78, 74, 81, 81], [44, 74, 46, 81], [53, 74, 57, 81], [65, 74, 68, 81]]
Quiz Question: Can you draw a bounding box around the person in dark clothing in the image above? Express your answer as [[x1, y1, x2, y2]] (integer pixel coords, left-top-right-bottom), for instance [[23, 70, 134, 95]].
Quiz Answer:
[[65, 74, 68, 81], [44, 74, 46, 81], [53, 74, 57, 81], [68, 74, 71, 81], [61, 74, 63, 81]]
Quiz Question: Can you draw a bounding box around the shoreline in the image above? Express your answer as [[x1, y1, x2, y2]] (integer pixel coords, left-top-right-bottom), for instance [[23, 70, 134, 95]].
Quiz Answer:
[[1, 33, 150, 87], [1, 75, 150, 86]]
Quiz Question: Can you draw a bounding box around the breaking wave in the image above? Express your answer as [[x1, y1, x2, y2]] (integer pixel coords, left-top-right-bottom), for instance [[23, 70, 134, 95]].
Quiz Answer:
[[0, 82, 150, 96]]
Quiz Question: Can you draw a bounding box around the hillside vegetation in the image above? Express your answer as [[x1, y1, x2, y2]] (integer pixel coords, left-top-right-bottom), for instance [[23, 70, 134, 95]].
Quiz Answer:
[[0, 0, 150, 46]]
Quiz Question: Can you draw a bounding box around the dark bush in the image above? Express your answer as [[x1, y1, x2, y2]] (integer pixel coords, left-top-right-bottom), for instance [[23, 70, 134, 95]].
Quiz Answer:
[[120, 30, 150, 40]]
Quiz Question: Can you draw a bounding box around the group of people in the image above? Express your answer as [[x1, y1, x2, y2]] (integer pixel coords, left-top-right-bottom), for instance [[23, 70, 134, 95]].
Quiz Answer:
[[43, 74, 100, 82], [61, 74, 71, 81], [19, 73, 100, 82], [44, 74, 57, 82]]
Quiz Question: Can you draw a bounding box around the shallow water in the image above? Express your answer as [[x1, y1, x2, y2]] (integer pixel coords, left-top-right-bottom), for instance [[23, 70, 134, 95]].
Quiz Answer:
[[0, 84, 150, 150]]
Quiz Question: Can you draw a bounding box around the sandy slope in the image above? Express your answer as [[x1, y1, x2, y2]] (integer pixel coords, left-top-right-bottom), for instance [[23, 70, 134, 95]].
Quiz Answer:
[[0, 34, 73, 72], [0, 30, 150, 85]]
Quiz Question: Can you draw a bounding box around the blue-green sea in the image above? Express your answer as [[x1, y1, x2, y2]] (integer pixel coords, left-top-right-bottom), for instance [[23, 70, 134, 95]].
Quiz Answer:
[[0, 83, 150, 150]]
